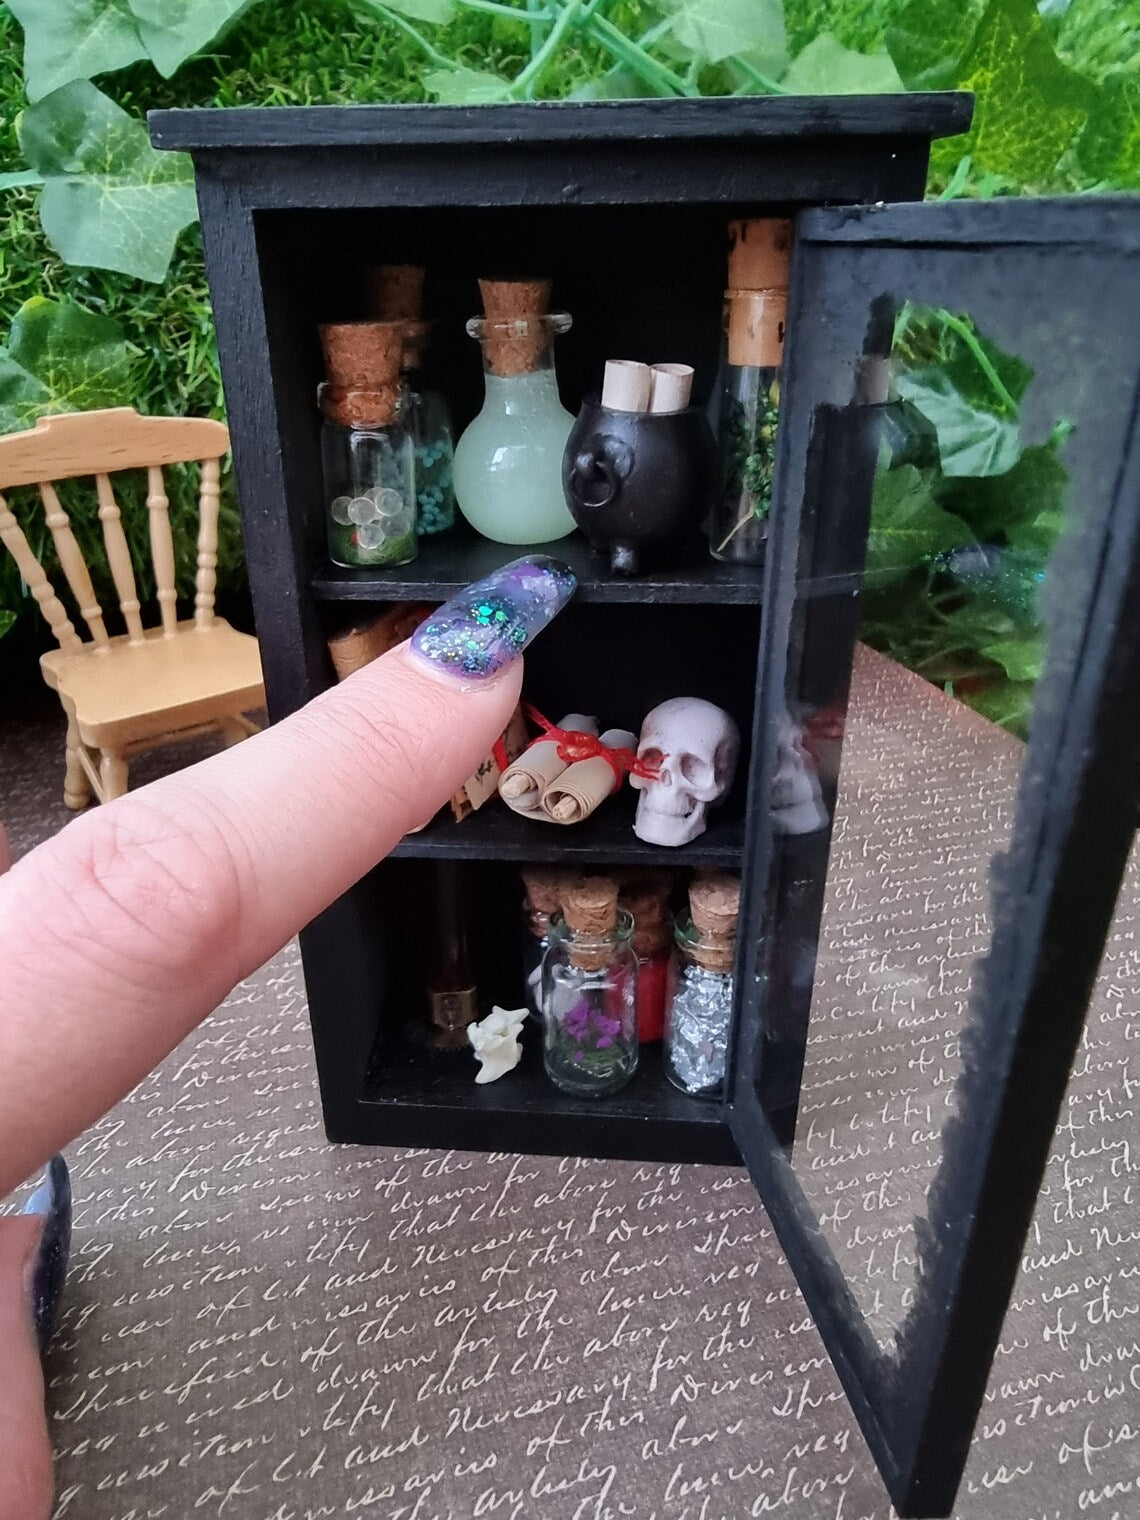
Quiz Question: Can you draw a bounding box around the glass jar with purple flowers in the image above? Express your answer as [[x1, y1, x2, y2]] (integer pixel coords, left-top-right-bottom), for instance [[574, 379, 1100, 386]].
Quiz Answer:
[[541, 878, 638, 1098]]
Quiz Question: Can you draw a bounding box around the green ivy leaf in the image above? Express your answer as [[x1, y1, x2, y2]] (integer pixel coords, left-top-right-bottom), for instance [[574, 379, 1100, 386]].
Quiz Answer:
[[0, 170, 45, 190], [18, 82, 198, 282], [980, 633, 1043, 681], [886, 0, 984, 91], [6, 0, 147, 103], [961, 677, 1036, 733], [894, 303, 1032, 414], [1078, 72, 1140, 187], [866, 464, 975, 585], [0, 609, 15, 641], [126, 0, 262, 79], [945, 0, 1097, 182], [782, 34, 905, 95], [423, 67, 512, 104], [668, 0, 786, 70], [938, 441, 1069, 545], [381, 0, 457, 21], [0, 296, 133, 435], [7, 0, 267, 97], [895, 368, 1021, 477]]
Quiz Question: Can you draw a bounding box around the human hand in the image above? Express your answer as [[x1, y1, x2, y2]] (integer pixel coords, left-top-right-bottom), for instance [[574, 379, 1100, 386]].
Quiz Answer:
[[0, 556, 575, 1520]]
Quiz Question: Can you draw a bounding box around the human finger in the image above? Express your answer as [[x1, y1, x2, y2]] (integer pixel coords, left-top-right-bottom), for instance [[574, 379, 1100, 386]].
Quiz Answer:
[[0, 556, 575, 1193]]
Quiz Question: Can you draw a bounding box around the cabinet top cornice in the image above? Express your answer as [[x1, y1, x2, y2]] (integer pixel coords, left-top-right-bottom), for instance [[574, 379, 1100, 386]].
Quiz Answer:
[[149, 93, 973, 154]]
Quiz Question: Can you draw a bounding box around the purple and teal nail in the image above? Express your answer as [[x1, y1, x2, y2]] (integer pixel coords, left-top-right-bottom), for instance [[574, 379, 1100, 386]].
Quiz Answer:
[[21, 1153, 71, 1353], [411, 554, 576, 679]]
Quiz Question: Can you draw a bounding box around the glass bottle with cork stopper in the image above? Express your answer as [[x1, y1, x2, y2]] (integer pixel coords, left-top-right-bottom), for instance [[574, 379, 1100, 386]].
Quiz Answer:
[[665, 872, 740, 1097], [618, 870, 674, 1044], [453, 278, 577, 545], [425, 861, 479, 1052], [318, 320, 417, 568], [708, 219, 791, 565], [367, 264, 457, 539], [519, 867, 580, 1023], [541, 876, 639, 1097]]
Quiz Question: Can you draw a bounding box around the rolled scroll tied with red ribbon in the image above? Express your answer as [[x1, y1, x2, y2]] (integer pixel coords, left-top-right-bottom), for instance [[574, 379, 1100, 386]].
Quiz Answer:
[[498, 705, 662, 824], [541, 727, 636, 824], [498, 712, 598, 819]]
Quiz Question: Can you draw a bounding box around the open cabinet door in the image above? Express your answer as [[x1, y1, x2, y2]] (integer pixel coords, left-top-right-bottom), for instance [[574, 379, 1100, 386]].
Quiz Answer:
[[728, 198, 1140, 1517]]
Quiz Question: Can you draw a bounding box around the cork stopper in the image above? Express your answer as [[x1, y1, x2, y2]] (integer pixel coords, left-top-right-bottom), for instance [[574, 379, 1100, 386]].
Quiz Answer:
[[522, 867, 586, 921], [564, 876, 619, 970], [687, 872, 740, 973], [319, 320, 405, 427], [727, 219, 793, 292], [367, 264, 425, 321], [564, 876, 619, 936], [619, 870, 673, 959], [367, 266, 430, 372], [727, 290, 787, 369], [478, 277, 552, 377]]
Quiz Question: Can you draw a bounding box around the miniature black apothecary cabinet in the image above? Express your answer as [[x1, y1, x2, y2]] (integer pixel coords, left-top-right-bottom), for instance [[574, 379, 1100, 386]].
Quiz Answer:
[[151, 99, 1140, 1518]]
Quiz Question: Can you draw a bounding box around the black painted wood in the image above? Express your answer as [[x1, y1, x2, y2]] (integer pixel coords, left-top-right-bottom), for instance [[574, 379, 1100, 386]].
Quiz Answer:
[[350, 1034, 739, 1165], [164, 98, 1020, 1517], [161, 95, 965, 1217], [312, 527, 765, 605], [151, 95, 973, 151], [729, 195, 1140, 1517]]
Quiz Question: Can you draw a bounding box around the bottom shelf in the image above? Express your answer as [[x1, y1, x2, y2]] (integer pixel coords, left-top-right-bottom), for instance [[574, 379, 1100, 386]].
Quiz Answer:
[[345, 1027, 741, 1165]]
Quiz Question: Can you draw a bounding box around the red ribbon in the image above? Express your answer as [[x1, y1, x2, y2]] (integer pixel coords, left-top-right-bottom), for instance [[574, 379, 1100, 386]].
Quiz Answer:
[[522, 703, 662, 789]]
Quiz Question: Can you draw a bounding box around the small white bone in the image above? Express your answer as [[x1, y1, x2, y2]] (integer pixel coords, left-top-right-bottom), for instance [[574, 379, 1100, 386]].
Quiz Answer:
[[468, 1006, 528, 1083]]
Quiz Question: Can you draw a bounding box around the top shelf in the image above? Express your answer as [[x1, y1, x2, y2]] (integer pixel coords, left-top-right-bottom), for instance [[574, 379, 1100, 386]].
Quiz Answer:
[[311, 528, 765, 606]]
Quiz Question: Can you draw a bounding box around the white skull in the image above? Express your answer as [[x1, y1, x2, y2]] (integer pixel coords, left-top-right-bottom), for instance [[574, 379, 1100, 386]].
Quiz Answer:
[[770, 712, 828, 835], [631, 697, 740, 847]]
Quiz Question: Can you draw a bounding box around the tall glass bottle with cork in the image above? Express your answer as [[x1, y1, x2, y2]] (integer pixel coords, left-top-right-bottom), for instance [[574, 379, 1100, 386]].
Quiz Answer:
[[708, 220, 791, 565], [318, 321, 417, 567], [453, 278, 577, 545], [368, 264, 457, 539], [665, 873, 740, 1098], [541, 877, 639, 1097]]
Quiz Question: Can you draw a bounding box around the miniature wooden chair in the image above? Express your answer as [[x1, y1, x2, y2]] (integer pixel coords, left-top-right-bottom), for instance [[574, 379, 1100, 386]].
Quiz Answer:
[[0, 407, 264, 808]]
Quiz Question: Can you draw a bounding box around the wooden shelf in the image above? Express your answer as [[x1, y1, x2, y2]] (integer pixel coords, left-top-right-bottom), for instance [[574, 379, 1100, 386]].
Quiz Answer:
[[391, 791, 745, 866], [354, 1030, 739, 1165], [311, 528, 765, 606]]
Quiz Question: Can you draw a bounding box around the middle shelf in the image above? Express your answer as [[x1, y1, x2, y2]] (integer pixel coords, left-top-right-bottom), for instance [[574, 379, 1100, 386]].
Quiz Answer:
[[391, 790, 747, 865], [311, 525, 766, 606]]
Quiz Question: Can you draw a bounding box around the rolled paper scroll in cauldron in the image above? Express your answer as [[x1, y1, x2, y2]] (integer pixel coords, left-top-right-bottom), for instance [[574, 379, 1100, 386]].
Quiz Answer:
[[498, 713, 597, 818], [541, 728, 636, 825], [562, 396, 716, 576]]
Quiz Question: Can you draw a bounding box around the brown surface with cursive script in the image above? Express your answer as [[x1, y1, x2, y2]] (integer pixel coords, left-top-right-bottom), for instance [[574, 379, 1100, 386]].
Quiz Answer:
[[2, 647, 1137, 1520]]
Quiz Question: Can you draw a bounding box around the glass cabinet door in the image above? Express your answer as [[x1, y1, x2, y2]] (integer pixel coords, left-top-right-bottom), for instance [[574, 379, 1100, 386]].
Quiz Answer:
[[729, 198, 1140, 1517]]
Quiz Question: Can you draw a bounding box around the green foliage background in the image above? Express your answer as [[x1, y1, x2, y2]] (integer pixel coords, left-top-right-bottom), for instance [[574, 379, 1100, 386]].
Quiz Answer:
[[0, 0, 1137, 726]]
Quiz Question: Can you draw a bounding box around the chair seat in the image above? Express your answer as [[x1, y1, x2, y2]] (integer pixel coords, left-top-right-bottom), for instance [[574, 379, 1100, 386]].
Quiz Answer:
[[41, 620, 264, 750]]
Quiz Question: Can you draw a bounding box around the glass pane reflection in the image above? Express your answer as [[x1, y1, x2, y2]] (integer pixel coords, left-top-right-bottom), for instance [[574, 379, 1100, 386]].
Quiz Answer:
[[762, 283, 1098, 1352]]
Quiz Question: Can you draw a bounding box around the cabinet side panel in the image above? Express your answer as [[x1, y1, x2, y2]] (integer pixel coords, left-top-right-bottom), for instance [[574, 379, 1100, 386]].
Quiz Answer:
[[194, 167, 329, 718]]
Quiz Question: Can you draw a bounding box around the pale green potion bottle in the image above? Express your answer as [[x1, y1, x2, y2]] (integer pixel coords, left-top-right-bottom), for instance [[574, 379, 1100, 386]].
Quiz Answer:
[[453, 278, 576, 545]]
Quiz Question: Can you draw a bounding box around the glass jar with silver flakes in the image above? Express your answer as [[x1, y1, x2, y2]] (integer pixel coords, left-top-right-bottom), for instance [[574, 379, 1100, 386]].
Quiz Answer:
[[664, 913, 736, 1099]]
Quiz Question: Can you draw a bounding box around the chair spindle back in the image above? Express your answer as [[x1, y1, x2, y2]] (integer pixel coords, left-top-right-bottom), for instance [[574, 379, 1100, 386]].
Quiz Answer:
[[0, 407, 230, 651]]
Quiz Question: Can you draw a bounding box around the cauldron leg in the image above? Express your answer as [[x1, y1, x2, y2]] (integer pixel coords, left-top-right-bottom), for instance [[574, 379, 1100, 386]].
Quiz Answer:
[[610, 542, 639, 576]]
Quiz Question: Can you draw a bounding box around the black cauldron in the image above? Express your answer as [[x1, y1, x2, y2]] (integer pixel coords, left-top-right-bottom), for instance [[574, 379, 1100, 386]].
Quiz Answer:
[[562, 399, 716, 576]]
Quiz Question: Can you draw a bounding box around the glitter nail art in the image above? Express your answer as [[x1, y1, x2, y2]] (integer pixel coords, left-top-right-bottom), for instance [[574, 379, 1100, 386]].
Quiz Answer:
[[410, 555, 577, 679]]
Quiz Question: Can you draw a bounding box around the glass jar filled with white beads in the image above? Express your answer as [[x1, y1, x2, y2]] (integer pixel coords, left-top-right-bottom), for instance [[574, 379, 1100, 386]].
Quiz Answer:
[[318, 320, 418, 569]]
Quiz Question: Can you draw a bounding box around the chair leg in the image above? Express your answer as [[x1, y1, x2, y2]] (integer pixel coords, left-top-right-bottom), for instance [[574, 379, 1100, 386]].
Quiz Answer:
[[98, 751, 129, 803], [218, 715, 256, 747], [63, 713, 93, 811]]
